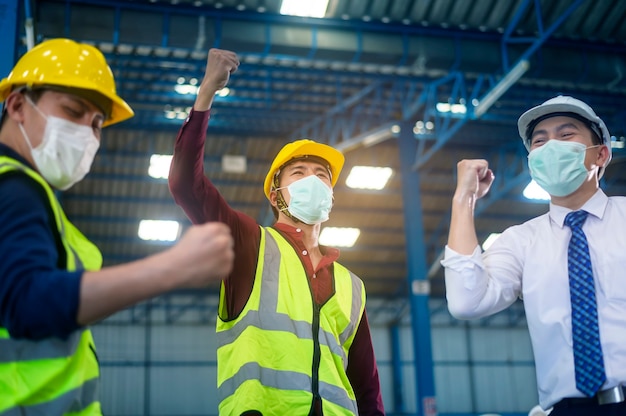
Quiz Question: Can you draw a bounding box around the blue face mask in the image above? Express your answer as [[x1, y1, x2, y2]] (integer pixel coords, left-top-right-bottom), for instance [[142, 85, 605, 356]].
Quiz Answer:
[[528, 140, 598, 197], [278, 175, 333, 224]]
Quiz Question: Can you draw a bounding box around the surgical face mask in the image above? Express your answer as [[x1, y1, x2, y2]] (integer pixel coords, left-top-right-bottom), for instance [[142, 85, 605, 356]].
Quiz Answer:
[[528, 140, 598, 197], [277, 175, 333, 224], [19, 96, 100, 190]]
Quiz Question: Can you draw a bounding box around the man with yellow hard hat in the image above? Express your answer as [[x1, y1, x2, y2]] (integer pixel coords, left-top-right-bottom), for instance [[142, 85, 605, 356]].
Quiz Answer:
[[0, 39, 234, 415], [168, 48, 385, 415]]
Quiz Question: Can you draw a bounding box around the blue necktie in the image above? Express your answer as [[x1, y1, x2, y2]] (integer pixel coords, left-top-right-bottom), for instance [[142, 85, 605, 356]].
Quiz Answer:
[[565, 210, 606, 397]]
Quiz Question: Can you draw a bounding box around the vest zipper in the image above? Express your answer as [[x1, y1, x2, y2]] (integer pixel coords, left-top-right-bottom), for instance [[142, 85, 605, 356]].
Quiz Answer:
[[310, 301, 322, 415]]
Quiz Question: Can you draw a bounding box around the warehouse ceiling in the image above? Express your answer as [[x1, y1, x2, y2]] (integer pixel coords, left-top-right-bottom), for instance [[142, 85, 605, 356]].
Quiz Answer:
[[9, 0, 626, 319]]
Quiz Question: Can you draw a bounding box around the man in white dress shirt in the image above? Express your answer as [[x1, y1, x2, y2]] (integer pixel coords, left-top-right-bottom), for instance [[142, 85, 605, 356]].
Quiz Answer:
[[442, 95, 626, 416]]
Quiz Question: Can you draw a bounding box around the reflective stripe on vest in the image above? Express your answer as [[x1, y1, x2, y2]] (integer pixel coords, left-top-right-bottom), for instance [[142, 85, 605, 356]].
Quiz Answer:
[[216, 226, 365, 416], [0, 158, 102, 416]]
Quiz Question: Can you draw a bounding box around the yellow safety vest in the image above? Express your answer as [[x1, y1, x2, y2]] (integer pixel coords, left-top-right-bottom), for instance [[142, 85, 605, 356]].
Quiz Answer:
[[217, 226, 366, 416], [0, 157, 103, 416]]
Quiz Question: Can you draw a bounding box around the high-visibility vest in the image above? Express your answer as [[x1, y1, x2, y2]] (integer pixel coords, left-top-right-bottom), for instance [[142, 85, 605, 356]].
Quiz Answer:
[[0, 157, 103, 416], [217, 226, 366, 416]]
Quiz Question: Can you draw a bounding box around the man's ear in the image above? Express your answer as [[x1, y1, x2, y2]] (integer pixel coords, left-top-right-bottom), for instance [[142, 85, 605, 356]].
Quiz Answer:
[[3, 91, 28, 124], [597, 144, 611, 168], [268, 189, 278, 208]]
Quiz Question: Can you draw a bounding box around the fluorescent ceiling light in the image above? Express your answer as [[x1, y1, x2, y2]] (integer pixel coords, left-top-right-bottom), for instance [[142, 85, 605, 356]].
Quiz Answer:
[[222, 154, 247, 173], [163, 106, 192, 121], [148, 154, 173, 179], [174, 84, 199, 95], [346, 166, 393, 190], [216, 87, 230, 97], [138, 220, 181, 242], [436, 102, 467, 114], [175, 77, 199, 95], [523, 179, 550, 201], [174, 76, 229, 97], [280, 0, 329, 17], [611, 137, 624, 149], [482, 233, 501, 250], [319, 227, 360, 247], [413, 120, 434, 135]]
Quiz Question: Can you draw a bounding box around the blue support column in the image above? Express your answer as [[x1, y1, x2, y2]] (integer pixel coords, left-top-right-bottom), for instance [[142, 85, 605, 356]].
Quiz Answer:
[[0, 0, 20, 83], [397, 122, 437, 416], [391, 323, 405, 413]]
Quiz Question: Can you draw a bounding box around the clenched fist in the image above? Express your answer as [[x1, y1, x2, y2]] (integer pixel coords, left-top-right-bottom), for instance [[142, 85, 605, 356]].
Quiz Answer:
[[171, 222, 234, 287], [455, 159, 495, 201], [195, 49, 240, 111]]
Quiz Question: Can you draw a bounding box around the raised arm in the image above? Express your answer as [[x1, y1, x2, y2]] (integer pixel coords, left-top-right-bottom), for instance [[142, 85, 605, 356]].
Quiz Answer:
[[168, 49, 241, 224], [447, 159, 494, 254]]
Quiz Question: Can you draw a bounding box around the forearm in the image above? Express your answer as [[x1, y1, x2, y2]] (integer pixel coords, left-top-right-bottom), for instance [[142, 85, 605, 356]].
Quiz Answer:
[[168, 109, 223, 224], [169, 108, 209, 199], [447, 190, 480, 255], [77, 251, 178, 325], [78, 221, 234, 326]]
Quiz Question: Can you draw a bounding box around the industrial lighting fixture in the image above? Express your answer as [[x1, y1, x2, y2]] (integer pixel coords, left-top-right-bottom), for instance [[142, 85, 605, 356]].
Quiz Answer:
[[222, 155, 247, 174], [216, 87, 230, 97], [413, 120, 434, 136], [280, 0, 329, 17], [346, 166, 393, 190], [335, 122, 399, 152], [319, 227, 361, 247], [362, 123, 400, 147], [436, 102, 467, 114], [138, 220, 181, 242], [163, 106, 192, 120], [473, 59, 530, 118], [174, 77, 199, 95], [148, 154, 173, 179], [362, 127, 392, 147], [523, 179, 550, 201], [174, 77, 230, 97]]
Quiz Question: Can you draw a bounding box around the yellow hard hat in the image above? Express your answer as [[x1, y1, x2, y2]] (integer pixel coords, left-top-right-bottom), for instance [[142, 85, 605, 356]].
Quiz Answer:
[[263, 139, 345, 199], [0, 38, 133, 127]]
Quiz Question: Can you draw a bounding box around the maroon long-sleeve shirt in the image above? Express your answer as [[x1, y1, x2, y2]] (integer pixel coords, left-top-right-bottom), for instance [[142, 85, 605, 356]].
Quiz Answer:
[[168, 109, 385, 415]]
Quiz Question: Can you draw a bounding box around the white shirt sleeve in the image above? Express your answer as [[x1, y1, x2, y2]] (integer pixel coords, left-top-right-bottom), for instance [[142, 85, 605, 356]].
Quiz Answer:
[[442, 236, 522, 320]]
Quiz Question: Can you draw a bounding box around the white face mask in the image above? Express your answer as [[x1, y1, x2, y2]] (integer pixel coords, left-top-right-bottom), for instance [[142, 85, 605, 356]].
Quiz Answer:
[[278, 175, 333, 225], [19, 96, 100, 190], [528, 140, 598, 197]]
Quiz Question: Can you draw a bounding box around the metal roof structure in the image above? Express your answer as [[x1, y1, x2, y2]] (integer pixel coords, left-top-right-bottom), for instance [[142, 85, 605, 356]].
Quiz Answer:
[[3, 0, 626, 321]]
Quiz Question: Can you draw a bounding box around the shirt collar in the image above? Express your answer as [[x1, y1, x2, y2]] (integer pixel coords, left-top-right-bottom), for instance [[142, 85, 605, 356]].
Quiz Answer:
[[549, 189, 608, 227], [273, 222, 340, 259]]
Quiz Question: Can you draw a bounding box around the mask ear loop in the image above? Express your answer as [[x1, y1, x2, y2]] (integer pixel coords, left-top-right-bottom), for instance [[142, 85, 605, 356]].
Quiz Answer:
[[272, 169, 301, 223], [17, 91, 46, 152]]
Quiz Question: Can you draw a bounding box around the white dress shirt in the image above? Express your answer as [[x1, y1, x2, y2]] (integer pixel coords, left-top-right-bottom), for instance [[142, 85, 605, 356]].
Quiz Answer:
[[442, 189, 626, 409]]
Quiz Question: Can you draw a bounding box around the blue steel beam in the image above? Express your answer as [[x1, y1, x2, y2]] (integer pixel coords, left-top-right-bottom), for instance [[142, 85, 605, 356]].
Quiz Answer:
[[413, 0, 586, 169], [398, 122, 436, 416], [471, 0, 586, 121], [0, 0, 20, 87], [390, 324, 405, 413]]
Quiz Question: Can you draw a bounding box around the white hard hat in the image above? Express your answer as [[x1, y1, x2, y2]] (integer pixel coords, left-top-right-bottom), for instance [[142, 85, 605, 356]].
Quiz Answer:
[[517, 95, 612, 177]]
